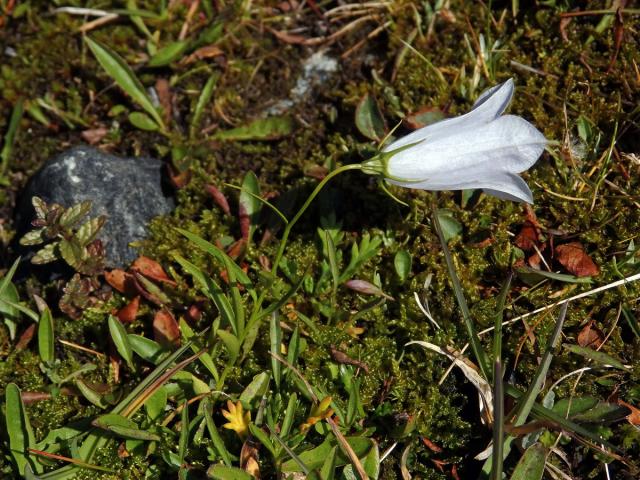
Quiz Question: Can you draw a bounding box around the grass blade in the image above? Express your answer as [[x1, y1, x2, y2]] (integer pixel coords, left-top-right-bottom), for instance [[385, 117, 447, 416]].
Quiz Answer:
[[483, 302, 568, 475], [490, 274, 511, 480], [432, 203, 490, 378]]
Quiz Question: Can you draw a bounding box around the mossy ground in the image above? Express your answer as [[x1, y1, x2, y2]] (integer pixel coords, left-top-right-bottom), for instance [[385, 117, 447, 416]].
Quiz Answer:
[[1, 1, 639, 479]]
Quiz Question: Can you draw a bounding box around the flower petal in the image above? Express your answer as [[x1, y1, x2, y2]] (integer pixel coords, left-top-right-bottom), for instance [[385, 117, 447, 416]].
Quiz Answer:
[[482, 173, 534, 203], [383, 79, 515, 151], [386, 115, 546, 185]]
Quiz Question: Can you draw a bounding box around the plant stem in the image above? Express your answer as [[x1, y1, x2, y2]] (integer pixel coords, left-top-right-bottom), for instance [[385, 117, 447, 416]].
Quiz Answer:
[[270, 163, 363, 278]]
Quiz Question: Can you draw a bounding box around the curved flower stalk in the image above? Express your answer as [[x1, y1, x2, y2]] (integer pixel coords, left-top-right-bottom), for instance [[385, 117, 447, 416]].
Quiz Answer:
[[363, 79, 547, 203]]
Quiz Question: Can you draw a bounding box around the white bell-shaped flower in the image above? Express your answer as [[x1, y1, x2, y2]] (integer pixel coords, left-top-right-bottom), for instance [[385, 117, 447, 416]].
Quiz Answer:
[[364, 79, 546, 203]]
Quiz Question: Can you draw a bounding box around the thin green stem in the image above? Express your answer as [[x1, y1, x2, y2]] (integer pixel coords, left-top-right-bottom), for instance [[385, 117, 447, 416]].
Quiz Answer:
[[247, 163, 363, 340], [270, 163, 363, 278]]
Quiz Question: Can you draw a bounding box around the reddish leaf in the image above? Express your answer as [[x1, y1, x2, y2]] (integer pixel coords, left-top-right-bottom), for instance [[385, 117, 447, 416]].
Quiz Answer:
[[404, 106, 445, 130], [117, 295, 140, 323], [226, 238, 246, 260], [81, 127, 108, 145], [205, 184, 231, 215], [239, 203, 250, 241], [155, 78, 172, 125], [577, 320, 604, 349], [167, 163, 191, 189], [556, 242, 599, 277], [183, 44, 224, 64], [421, 437, 443, 453], [618, 400, 640, 426], [153, 309, 180, 346], [104, 269, 136, 294], [186, 302, 204, 322], [132, 256, 176, 286], [15, 324, 36, 350], [345, 279, 394, 301], [514, 205, 542, 251]]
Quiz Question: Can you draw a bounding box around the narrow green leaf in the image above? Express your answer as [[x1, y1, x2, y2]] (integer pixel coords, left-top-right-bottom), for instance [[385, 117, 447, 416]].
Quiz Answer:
[[320, 446, 338, 480], [108, 315, 134, 370], [174, 229, 252, 287], [190, 73, 219, 138], [203, 397, 232, 466], [280, 393, 297, 438], [436, 209, 462, 242], [239, 171, 261, 244], [75, 378, 108, 409], [128, 334, 166, 363], [270, 313, 282, 388], [92, 414, 160, 441], [509, 443, 546, 480], [355, 94, 386, 141], [144, 387, 167, 421], [207, 465, 253, 480], [178, 400, 189, 463], [393, 250, 412, 282], [212, 116, 293, 141], [38, 307, 55, 364], [180, 318, 219, 382], [6, 383, 37, 475], [218, 329, 240, 364], [85, 37, 164, 129], [148, 40, 190, 67], [128, 111, 160, 131], [240, 371, 270, 409], [249, 424, 277, 459], [563, 344, 629, 371], [515, 266, 592, 284]]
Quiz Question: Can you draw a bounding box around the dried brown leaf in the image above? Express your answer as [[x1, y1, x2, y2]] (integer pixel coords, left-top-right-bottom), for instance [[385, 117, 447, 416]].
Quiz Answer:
[[132, 256, 176, 286], [117, 295, 140, 323], [153, 309, 180, 346], [556, 242, 599, 277], [577, 320, 604, 349]]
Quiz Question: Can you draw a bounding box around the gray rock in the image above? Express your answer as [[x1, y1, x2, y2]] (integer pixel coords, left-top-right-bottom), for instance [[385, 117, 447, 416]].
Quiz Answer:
[[16, 146, 174, 268]]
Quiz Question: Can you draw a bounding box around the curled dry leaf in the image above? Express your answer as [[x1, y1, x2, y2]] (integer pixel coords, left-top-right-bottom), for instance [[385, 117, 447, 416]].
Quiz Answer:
[[182, 44, 224, 64], [514, 205, 542, 251], [618, 400, 640, 426], [577, 320, 604, 349], [556, 242, 599, 277], [104, 269, 136, 295], [132, 256, 176, 286], [205, 184, 231, 215], [240, 439, 261, 479], [116, 295, 140, 323], [153, 309, 180, 346]]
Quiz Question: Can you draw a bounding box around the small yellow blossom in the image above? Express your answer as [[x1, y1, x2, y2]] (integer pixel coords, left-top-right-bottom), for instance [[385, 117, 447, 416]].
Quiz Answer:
[[300, 396, 334, 433], [221, 400, 251, 439]]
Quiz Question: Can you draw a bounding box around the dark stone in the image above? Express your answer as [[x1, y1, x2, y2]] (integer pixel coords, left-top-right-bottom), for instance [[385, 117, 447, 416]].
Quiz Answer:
[[16, 146, 174, 268]]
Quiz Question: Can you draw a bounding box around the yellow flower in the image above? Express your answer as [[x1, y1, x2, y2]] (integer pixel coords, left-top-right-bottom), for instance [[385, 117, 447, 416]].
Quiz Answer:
[[221, 400, 251, 439], [300, 396, 334, 433]]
